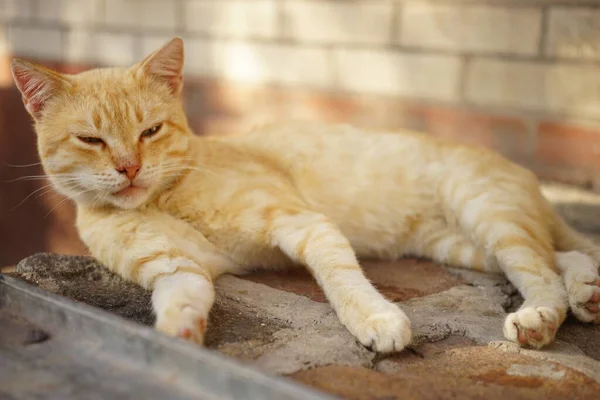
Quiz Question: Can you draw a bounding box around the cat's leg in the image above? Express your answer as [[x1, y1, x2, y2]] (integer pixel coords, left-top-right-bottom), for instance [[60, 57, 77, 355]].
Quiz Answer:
[[441, 174, 568, 348], [268, 207, 411, 353], [453, 210, 566, 347], [556, 251, 600, 324], [408, 218, 500, 273], [78, 208, 237, 345], [479, 223, 565, 348], [149, 266, 215, 344], [551, 214, 600, 323]]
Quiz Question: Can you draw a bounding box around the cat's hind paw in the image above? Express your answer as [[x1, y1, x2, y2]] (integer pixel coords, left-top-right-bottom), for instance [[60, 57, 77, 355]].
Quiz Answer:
[[352, 307, 412, 353], [568, 279, 600, 323], [155, 304, 208, 345], [556, 251, 600, 324], [503, 306, 559, 349]]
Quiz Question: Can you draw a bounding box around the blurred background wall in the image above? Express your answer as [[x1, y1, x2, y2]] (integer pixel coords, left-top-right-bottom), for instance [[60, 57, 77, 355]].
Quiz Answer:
[[1, 0, 600, 266]]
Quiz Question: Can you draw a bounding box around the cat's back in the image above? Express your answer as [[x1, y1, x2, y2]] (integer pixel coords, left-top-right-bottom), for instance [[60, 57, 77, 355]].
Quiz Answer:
[[222, 122, 441, 173]]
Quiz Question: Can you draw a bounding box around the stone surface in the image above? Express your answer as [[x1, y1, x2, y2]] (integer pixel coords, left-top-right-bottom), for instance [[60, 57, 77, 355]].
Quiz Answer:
[[6, 182, 600, 399], [243, 258, 462, 303], [16, 253, 154, 326], [291, 344, 599, 400]]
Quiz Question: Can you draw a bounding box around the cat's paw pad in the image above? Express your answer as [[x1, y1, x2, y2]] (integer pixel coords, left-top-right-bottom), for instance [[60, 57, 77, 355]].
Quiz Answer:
[[155, 304, 208, 345], [568, 279, 600, 323], [353, 307, 412, 353], [503, 306, 559, 349]]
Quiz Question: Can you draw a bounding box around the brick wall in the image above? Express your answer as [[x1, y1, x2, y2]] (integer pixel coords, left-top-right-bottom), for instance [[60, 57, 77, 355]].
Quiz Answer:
[[1, 0, 600, 187]]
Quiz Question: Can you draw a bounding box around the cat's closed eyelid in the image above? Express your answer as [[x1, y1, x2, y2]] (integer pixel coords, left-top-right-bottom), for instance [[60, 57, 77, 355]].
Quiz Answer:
[[140, 123, 164, 141], [75, 135, 105, 146]]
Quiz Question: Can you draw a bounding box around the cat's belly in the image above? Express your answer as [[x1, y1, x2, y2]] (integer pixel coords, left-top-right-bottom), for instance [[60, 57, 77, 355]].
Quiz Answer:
[[330, 214, 417, 260], [306, 195, 441, 260], [176, 212, 295, 270]]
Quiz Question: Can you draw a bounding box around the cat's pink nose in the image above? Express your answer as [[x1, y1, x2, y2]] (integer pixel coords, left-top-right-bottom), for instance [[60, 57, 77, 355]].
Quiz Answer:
[[117, 165, 140, 180]]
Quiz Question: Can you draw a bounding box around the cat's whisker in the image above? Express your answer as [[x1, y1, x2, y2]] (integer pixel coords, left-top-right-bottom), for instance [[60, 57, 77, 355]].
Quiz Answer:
[[11, 183, 58, 210], [43, 196, 73, 218], [43, 186, 98, 218], [3, 173, 81, 183], [5, 161, 43, 168]]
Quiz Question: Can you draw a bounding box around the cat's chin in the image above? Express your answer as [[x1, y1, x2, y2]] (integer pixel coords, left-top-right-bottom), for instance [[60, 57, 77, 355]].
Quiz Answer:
[[109, 186, 150, 209]]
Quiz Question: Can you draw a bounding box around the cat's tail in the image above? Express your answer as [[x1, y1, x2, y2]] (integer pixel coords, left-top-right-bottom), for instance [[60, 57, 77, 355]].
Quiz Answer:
[[550, 210, 600, 262]]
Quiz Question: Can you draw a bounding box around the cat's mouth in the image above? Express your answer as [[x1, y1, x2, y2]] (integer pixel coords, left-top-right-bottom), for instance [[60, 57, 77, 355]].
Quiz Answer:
[[113, 185, 147, 197]]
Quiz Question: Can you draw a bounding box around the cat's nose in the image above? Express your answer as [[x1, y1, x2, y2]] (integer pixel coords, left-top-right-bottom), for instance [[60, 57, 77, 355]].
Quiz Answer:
[[117, 164, 140, 180]]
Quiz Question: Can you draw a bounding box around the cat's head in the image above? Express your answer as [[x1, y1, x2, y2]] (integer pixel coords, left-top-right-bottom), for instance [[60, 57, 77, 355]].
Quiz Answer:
[[11, 37, 192, 210]]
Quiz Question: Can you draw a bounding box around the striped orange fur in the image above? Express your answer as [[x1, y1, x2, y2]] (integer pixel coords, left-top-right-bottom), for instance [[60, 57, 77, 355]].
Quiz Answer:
[[11, 37, 600, 352]]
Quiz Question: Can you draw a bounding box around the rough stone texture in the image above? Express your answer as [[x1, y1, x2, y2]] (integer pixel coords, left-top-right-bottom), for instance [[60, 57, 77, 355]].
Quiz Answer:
[[6, 182, 600, 399], [244, 258, 462, 303], [292, 344, 600, 400], [16, 253, 154, 326]]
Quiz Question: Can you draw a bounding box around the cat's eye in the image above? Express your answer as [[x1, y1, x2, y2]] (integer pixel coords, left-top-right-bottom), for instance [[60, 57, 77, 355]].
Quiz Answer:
[[141, 123, 163, 139], [77, 136, 104, 145]]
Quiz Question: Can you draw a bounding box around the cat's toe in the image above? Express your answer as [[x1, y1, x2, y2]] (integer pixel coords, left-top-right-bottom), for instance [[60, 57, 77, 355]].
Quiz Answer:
[[155, 304, 208, 345], [568, 279, 600, 324], [503, 306, 559, 349], [353, 307, 412, 353]]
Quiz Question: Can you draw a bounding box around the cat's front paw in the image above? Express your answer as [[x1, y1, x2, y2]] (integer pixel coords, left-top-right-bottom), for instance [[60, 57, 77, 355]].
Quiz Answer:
[[351, 306, 412, 353], [155, 304, 208, 345], [503, 306, 559, 349]]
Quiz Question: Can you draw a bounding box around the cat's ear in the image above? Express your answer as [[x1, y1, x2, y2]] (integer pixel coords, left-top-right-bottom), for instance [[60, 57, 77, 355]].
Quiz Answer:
[[137, 37, 184, 95], [11, 59, 69, 120]]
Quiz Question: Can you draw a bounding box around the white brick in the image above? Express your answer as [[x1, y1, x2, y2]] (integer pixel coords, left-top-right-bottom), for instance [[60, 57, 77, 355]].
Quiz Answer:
[[333, 49, 462, 101], [37, 0, 101, 25], [104, 0, 177, 30], [283, 1, 392, 45], [401, 4, 542, 55], [0, 0, 31, 20], [185, 39, 333, 87], [466, 59, 600, 120], [184, 1, 278, 39], [8, 26, 62, 59], [65, 31, 135, 66], [546, 8, 600, 60]]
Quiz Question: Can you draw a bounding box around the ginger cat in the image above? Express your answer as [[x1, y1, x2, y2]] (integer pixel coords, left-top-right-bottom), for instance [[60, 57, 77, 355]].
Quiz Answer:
[[11, 37, 600, 352]]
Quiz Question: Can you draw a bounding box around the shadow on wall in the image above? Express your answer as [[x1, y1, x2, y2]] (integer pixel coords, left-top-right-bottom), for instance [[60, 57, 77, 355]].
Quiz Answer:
[[0, 85, 88, 266]]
